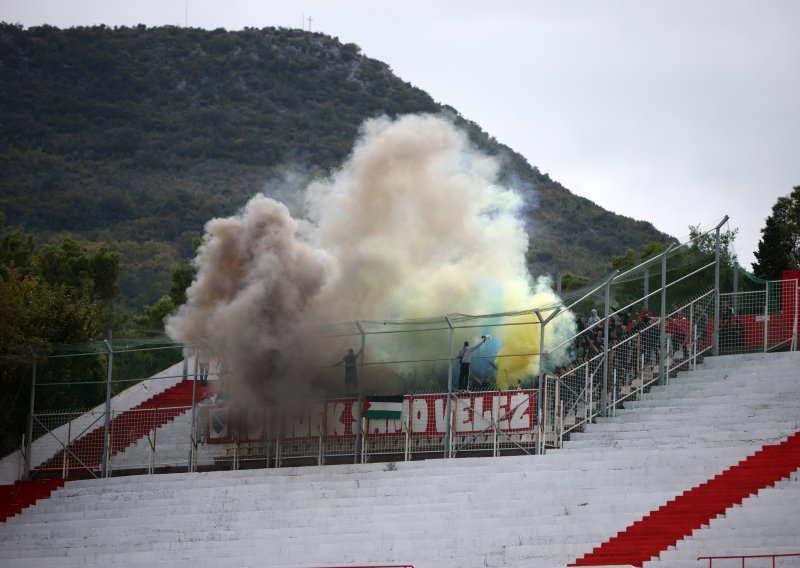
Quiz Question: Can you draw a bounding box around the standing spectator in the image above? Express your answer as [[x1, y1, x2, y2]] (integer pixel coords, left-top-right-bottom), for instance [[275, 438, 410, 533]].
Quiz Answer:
[[619, 307, 632, 329], [615, 324, 632, 378], [338, 348, 362, 396], [457, 335, 489, 390], [587, 309, 601, 328]]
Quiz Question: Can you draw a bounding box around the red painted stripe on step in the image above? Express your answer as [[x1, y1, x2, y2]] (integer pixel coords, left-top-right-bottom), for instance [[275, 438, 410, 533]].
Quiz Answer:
[[0, 479, 69, 522], [569, 431, 800, 567]]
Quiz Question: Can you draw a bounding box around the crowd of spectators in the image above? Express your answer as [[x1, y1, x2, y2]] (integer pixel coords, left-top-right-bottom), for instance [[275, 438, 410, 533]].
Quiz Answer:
[[554, 301, 718, 404]]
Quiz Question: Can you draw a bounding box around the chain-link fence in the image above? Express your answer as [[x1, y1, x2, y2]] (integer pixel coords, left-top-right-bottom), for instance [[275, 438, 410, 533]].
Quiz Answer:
[[720, 278, 799, 355], [539, 267, 798, 451], [20, 221, 800, 479]]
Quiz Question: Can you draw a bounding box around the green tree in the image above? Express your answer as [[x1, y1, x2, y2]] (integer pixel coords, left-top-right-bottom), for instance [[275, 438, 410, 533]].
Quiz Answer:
[[37, 239, 121, 303], [0, 214, 36, 276], [168, 260, 196, 307], [558, 272, 590, 292], [608, 227, 738, 313], [0, 222, 119, 457], [0, 268, 106, 455], [752, 186, 800, 280], [611, 249, 636, 273]]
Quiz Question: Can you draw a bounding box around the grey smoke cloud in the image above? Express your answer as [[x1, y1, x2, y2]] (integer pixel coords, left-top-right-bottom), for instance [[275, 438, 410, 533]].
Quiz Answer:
[[166, 114, 572, 414]]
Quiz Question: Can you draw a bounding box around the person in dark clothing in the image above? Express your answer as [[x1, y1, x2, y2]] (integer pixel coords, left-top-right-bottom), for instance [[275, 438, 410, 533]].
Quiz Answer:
[[619, 307, 632, 329], [338, 348, 362, 396], [456, 335, 489, 390]]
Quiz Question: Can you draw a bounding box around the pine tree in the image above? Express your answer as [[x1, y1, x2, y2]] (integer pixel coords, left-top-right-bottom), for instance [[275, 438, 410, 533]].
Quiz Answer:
[[752, 186, 800, 280]]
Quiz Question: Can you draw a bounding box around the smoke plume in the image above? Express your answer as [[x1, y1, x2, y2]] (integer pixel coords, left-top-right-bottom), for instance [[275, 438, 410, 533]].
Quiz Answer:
[[166, 114, 573, 414]]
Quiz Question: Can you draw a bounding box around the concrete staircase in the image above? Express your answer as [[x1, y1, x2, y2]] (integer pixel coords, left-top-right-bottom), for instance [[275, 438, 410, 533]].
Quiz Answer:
[[0, 479, 68, 522], [0, 351, 797, 567]]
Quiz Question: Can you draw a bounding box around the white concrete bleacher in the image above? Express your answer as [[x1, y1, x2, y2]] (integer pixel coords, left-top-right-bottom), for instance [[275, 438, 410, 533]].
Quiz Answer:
[[648, 472, 800, 567], [0, 351, 798, 567], [108, 399, 220, 473]]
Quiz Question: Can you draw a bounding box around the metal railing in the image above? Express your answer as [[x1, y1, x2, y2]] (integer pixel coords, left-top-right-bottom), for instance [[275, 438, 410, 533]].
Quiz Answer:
[[698, 552, 800, 567], [541, 277, 799, 452], [28, 271, 797, 478], [20, 216, 800, 478]]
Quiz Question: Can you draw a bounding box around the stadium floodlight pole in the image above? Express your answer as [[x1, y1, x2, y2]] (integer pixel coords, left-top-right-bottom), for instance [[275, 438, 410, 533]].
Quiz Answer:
[[24, 358, 36, 480], [659, 244, 676, 386], [599, 270, 619, 418], [102, 337, 113, 478], [443, 315, 455, 458], [713, 215, 729, 356]]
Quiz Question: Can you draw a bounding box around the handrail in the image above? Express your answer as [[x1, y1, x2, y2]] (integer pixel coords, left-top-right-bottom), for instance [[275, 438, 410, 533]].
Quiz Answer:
[[698, 552, 800, 567]]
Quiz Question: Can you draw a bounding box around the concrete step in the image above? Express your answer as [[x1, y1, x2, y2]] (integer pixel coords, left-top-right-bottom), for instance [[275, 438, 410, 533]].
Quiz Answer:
[[2, 351, 797, 568], [569, 422, 799, 442]]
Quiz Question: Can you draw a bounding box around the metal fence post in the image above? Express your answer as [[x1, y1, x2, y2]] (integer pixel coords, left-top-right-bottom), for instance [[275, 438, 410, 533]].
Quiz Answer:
[[689, 299, 696, 370], [659, 244, 675, 385], [354, 395, 363, 463], [24, 359, 36, 480], [101, 338, 113, 478], [355, 321, 366, 463], [535, 307, 561, 453], [712, 215, 728, 356], [188, 347, 199, 472], [534, 311, 546, 454], [793, 281, 799, 351], [601, 279, 611, 416], [356, 321, 366, 384], [763, 284, 770, 353], [536, 313, 547, 453], [444, 315, 455, 458], [644, 268, 649, 310]]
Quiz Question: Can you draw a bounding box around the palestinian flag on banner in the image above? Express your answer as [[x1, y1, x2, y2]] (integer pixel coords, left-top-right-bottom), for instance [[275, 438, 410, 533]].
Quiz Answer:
[[362, 395, 403, 419]]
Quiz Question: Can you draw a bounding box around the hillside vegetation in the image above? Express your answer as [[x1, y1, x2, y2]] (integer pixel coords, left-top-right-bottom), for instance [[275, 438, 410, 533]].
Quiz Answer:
[[0, 23, 671, 312]]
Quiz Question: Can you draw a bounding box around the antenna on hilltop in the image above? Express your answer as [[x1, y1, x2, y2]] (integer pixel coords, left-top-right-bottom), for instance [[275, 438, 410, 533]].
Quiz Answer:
[[307, 16, 313, 32], [185, 0, 189, 27]]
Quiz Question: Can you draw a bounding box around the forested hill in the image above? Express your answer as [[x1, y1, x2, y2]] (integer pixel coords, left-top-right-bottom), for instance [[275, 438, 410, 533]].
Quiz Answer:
[[0, 23, 671, 312]]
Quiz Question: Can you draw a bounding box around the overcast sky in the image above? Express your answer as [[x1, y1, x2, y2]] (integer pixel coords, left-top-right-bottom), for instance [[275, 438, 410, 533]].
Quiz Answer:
[[4, 1, 799, 270]]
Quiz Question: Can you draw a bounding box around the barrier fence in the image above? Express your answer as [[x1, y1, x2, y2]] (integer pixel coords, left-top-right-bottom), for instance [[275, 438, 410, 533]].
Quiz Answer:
[[21, 218, 800, 479], [697, 552, 800, 567]]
